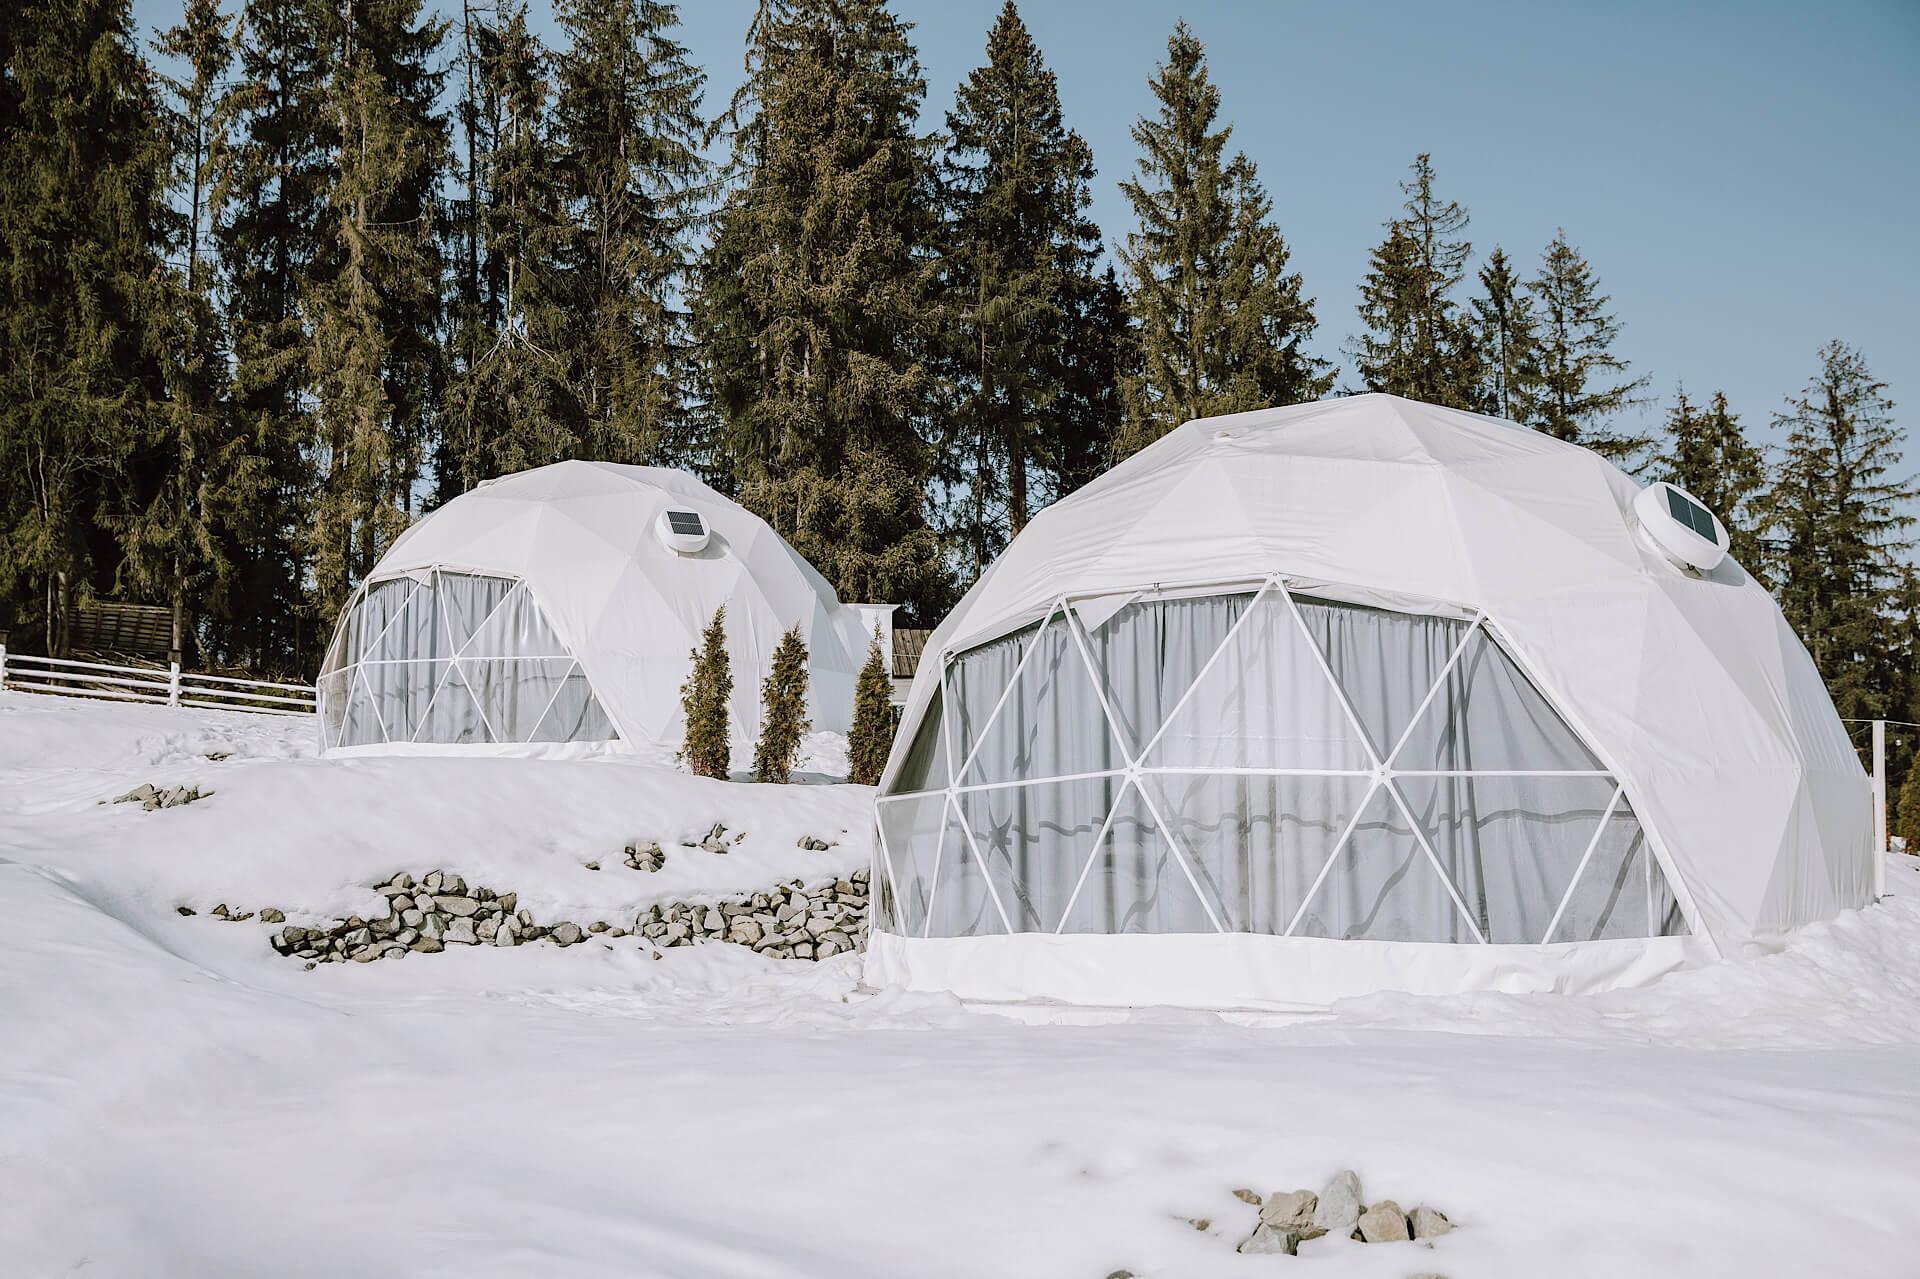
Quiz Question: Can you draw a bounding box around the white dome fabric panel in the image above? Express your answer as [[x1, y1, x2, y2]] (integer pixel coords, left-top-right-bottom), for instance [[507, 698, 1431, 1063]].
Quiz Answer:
[[318, 462, 872, 758], [870, 395, 1870, 1008]]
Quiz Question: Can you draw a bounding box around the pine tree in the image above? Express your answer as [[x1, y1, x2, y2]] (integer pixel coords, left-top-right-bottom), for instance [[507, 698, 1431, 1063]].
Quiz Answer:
[[694, 0, 947, 618], [1759, 342, 1915, 723], [1350, 153, 1477, 407], [552, 0, 707, 466], [938, 1, 1107, 577], [1527, 229, 1649, 462], [304, 0, 449, 623], [1054, 266, 1134, 496], [847, 627, 894, 786], [115, 0, 255, 663], [1469, 247, 1542, 422], [439, 0, 577, 494], [679, 605, 732, 779], [752, 625, 810, 783], [0, 0, 172, 654], [1115, 21, 1328, 458], [1654, 388, 1768, 569]]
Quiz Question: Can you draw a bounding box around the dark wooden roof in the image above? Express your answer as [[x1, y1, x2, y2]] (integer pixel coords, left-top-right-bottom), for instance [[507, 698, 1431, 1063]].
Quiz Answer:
[[69, 602, 182, 659], [891, 628, 929, 679]]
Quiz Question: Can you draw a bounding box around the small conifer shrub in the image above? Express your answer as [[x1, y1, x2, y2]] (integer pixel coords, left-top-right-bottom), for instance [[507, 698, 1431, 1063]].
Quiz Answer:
[[847, 627, 895, 786], [679, 607, 732, 780], [753, 625, 810, 783]]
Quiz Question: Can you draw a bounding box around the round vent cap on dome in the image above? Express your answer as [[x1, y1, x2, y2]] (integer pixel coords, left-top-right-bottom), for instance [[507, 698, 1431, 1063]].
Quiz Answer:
[[1633, 481, 1727, 573], [656, 508, 711, 554]]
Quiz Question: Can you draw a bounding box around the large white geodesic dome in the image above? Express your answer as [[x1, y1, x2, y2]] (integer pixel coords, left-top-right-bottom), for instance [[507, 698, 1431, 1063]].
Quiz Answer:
[[317, 461, 873, 759], [869, 394, 1872, 1010]]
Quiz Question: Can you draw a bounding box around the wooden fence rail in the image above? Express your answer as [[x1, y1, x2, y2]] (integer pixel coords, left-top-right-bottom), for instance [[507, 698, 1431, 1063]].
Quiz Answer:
[[0, 646, 316, 718]]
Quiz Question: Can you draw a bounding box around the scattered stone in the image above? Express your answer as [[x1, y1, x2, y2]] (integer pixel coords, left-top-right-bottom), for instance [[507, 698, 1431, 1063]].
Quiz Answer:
[[623, 841, 666, 872], [1408, 1206, 1452, 1239], [1238, 1223, 1325, 1256], [1356, 1200, 1409, 1244], [212, 903, 230, 919], [444, 917, 477, 946], [175, 905, 195, 917], [796, 835, 833, 851], [436, 895, 480, 917], [588, 920, 608, 933], [1314, 1170, 1363, 1238], [204, 751, 231, 762], [228, 910, 254, 923], [259, 907, 285, 923], [551, 922, 584, 946], [1260, 1190, 1318, 1230], [1185, 1217, 1210, 1232], [497, 892, 517, 914], [1232, 1188, 1262, 1206], [113, 783, 158, 805], [583, 860, 600, 871]]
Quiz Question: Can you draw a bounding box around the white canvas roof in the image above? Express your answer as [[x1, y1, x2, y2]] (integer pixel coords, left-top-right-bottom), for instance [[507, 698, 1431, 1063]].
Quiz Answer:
[[870, 394, 1871, 1009], [319, 461, 872, 758]]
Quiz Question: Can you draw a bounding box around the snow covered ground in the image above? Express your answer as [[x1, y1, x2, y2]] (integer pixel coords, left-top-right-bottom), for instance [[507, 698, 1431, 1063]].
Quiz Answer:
[[3, 690, 1919, 1278]]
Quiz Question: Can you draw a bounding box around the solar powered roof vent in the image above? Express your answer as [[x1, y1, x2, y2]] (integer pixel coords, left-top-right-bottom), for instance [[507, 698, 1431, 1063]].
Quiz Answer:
[[1632, 481, 1727, 574], [656, 508, 711, 555]]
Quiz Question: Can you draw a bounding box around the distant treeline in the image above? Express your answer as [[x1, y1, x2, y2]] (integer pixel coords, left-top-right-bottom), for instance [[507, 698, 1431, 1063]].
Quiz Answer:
[[1, 0, 1914, 749]]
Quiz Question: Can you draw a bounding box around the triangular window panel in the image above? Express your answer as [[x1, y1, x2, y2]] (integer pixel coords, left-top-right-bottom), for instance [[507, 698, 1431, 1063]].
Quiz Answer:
[[956, 777, 1118, 933], [1143, 592, 1372, 771], [1292, 786, 1473, 943], [435, 571, 517, 656], [876, 793, 950, 937], [1056, 782, 1228, 934], [1081, 591, 1259, 758], [524, 664, 617, 742], [1546, 796, 1688, 942], [415, 662, 496, 745], [950, 617, 1126, 786], [887, 684, 949, 795], [346, 578, 418, 663], [1291, 596, 1473, 763], [1389, 627, 1604, 772], [1397, 774, 1620, 944], [1144, 772, 1375, 935], [924, 807, 1013, 939], [337, 667, 388, 747], [461, 583, 569, 660]]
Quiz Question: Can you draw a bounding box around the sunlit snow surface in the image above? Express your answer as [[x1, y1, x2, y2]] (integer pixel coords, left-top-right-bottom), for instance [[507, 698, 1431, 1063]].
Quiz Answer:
[[3, 691, 1918, 1278]]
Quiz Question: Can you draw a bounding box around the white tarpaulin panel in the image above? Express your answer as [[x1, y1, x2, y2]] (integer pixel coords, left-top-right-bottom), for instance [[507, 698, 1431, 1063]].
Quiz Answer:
[[316, 462, 875, 757], [872, 394, 1871, 1007]]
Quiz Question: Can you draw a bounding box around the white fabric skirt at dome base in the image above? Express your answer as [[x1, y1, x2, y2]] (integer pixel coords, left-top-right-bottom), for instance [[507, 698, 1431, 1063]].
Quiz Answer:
[[864, 929, 1712, 1013]]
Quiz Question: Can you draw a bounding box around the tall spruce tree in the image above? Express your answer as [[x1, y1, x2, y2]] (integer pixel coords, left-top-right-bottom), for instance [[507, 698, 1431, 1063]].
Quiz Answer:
[[0, 0, 172, 654], [1115, 21, 1328, 458], [1350, 153, 1477, 407], [1527, 229, 1648, 462], [1655, 388, 1767, 569], [939, 1, 1107, 577], [695, 0, 947, 618], [439, 0, 577, 493], [552, 0, 707, 466], [1469, 246, 1542, 422], [304, 0, 449, 622], [1759, 342, 1916, 723], [211, 0, 332, 672], [121, 0, 260, 662]]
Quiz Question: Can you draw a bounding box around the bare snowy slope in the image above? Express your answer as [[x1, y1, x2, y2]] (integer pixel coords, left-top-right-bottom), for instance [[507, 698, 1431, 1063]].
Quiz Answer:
[[3, 692, 1919, 1279]]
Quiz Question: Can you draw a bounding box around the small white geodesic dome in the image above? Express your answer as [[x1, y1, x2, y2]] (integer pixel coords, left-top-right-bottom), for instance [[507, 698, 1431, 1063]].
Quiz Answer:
[[317, 461, 873, 759], [869, 394, 1872, 1011]]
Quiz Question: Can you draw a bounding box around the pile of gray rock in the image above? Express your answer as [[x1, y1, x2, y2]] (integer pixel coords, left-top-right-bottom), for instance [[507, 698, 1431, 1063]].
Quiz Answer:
[[635, 868, 868, 959], [111, 782, 209, 810], [1233, 1171, 1452, 1257], [622, 840, 666, 872], [266, 866, 870, 966]]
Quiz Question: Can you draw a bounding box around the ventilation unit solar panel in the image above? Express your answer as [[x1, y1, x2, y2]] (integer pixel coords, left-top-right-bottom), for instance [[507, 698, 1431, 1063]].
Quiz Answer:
[[1634, 482, 1727, 573], [656, 508, 712, 554]]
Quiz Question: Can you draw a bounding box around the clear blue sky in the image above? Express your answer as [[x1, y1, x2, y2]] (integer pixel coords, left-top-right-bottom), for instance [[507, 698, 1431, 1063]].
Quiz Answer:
[[135, 0, 1919, 459]]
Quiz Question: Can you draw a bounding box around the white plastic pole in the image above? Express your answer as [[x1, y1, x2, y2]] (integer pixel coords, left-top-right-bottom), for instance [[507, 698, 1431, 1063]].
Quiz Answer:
[[1872, 719, 1887, 899]]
